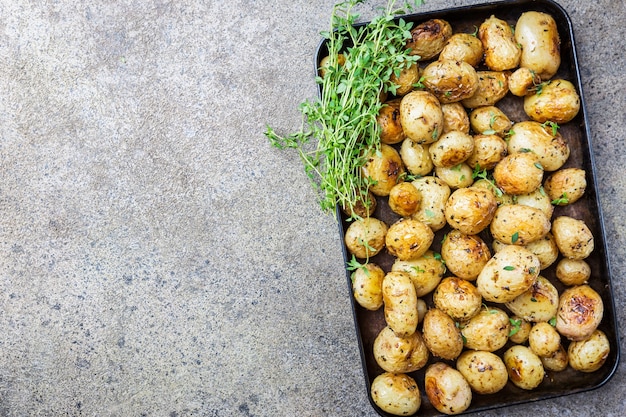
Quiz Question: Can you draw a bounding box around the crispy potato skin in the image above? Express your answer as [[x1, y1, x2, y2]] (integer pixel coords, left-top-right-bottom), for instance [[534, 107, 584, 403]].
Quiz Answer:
[[371, 372, 421, 415], [556, 284, 604, 341], [503, 345, 545, 390], [383, 271, 419, 337], [568, 330, 611, 372], [377, 99, 406, 145], [406, 18, 453, 60], [425, 362, 472, 415], [478, 15, 521, 71], [400, 91, 444, 144], [439, 33, 484, 67], [422, 60, 479, 104], [361, 143, 405, 196], [524, 79, 580, 123], [441, 230, 491, 280]]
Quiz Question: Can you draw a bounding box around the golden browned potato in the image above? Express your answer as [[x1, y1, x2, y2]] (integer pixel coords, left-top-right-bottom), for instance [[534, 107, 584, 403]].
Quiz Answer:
[[476, 244, 540, 303], [540, 344, 569, 372], [456, 351, 508, 395], [444, 186, 498, 235], [508, 67, 542, 96], [555, 258, 591, 286], [469, 106, 512, 137], [435, 163, 474, 189], [344, 217, 388, 259], [551, 216, 594, 260], [556, 284, 604, 341], [460, 306, 510, 352], [428, 130, 474, 168], [371, 372, 421, 416], [515, 11, 561, 80], [361, 144, 405, 197], [461, 71, 509, 108], [490, 204, 551, 245], [503, 345, 545, 390], [400, 139, 434, 176], [433, 277, 482, 321], [441, 102, 470, 134], [543, 168, 587, 206], [400, 90, 444, 144], [406, 18, 453, 60], [351, 263, 385, 310], [373, 326, 430, 373], [441, 230, 491, 280], [422, 59, 479, 104], [466, 134, 508, 171], [528, 322, 561, 357], [478, 15, 521, 71], [342, 189, 377, 219], [493, 152, 544, 195], [377, 99, 406, 145], [318, 53, 346, 78], [439, 33, 484, 67], [524, 233, 559, 270], [386, 218, 435, 261], [524, 79, 580, 123], [424, 363, 472, 415], [505, 276, 559, 323], [507, 120, 570, 172], [568, 329, 611, 373], [392, 250, 446, 297], [472, 178, 514, 206], [411, 176, 451, 231], [516, 188, 554, 219], [383, 271, 419, 337], [388, 182, 421, 217], [422, 308, 464, 360], [389, 62, 420, 97], [509, 315, 532, 344]]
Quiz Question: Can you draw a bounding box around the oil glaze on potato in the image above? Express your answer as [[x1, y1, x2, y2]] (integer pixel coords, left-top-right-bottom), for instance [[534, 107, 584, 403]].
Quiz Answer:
[[469, 106, 512, 137], [385, 218, 434, 261], [383, 271, 419, 338], [493, 152, 544, 195], [342, 189, 377, 219], [351, 263, 385, 311], [400, 139, 433, 176], [371, 372, 421, 416], [556, 284, 604, 341], [422, 308, 463, 360], [551, 216, 594, 260], [507, 120, 570, 172], [425, 362, 472, 415], [406, 18, 453, 60], [422, 59, 479, 104], [441, 230, 491, 280], [503, 345, 545, 390], [505, 276, 559, 323], [441, 102, 470, 134], [388, 182, 421, 217], [524, 79, 581, 123], [466, 134, 507, 171], [433, 277, 482, 321], [540, 344, 569, 372], [461, 71, 509, 108], [568, 329, 611, 373], [515, 11, 561, 80], [509, 316, 532, 344], [515, 188, 554, 220], [344, 217, 388, 259], [411, 176, 451, 231], [555, 258, 591, 286], [435, 163, 474, 189], [456, 351, 508, 395], [523, 233, 559, 270], [543, 168, 587, 206], [374, 326, 429, 373], [490, 204, 551, 246], [389, 62, 420, 96], [361, 143, 405, 196], [429, 130, 474, 168], [528, 322, 561, 357], [508, 67, 542, 96], [377, 99, 406, 145], [439, 33, 484, 67], [478, 15, 521, 71], [400, 90, 444, 144], [445, 187, 498, 235], [392, 250, 446, 297], [460, 306, 510, 352]]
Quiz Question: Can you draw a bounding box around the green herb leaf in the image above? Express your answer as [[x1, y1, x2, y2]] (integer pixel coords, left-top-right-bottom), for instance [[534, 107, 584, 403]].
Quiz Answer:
[[503, 266, 515, 271], [511, 231, 519, 243]]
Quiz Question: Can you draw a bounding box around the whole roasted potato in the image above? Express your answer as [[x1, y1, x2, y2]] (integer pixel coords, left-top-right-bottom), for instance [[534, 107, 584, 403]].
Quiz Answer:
[[568, 329, 611, 373], [479, 15, 521, 71], [351, 263, 385, 310], [516, 188, 554, 219], [388, 182, 421, 217], [392, 250, 446, 297], [508, 67, 542, 96], [445, 186, 498, 235], [429, 130, 474, 168], [503, 345, 545, 390], [461, 71, 509, 108], [371, 372, 421, 416], [374, 326, 429, 373], [400, 90, 444, 144], [362, 143, 405, 197], [524, 79, 581, 123], [435, 163, 474, 189], [469, 106, 513, 137], [505, 276, 559, 323], [441, 102, 470, 134], [433, 277, 482, 321], [528, 322, 561, 357], [476, 244, 540, 303], [411, 176, 451, 231], [406, 18, 453, 60], [377, 99, 406, 145], [344, 217, 388, 259], [439, 33, 484, 67], [551, 216, 594, 259], [389, 62, 420, 96], [422, 59, 479, 104], [472, 178, 514, 206], [466, 134, 507, 171], [540, 344, 569, 372], [555, 258, 591, 286], [400, 139, 434, 176], [543, 168, 587, 206], [422, 308, 464, 360], [490, 204, 551, 245], [456, 351, 508, 395], [342, 189, 377, 219], [507, 120, 570, 172], [441, 230, 491, 280], [509, 315, 532, 344], [386, 218, 434, 261], [318, 53, 346, 78], [556, 284, 604, 341], [424, 363, 472, 415], [515, 11, 561, 80], [524, 233, 559, 270], [460, 306, 510, 352], [383, 271, 419, 337], [493, 152, 544, 195]]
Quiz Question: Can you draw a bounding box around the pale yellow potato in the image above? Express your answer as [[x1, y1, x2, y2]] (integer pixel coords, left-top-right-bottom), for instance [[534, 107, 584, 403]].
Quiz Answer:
[[469, 106, 512, 137], [406, 18, 453, 60], [551, 216, 594, 259], [389, 62, 420, 96], [361, 143, 405, 197], [433, 277, 482, 321], [445, 186, 498, 235], [424, 363, 472, 415], [478, 15, 521, 71], [493, 152, 544, 196], [371, 372, 421, 416], [351, 263, 385, 311], [505, 276, 559, 323], [476, 244, 540, 303], [344, 217, 388, 259], [515, 11, 561, 80], [528, 322, 561, 357], [516, 188, 554, 219], [466, 134, 507, 170], [377, 99, 406, 145], [399, 138, 434, 176], [461, 71, 509, 108], [411, 176, 451, 231], [556, 284, 604, 341], [456, 351, 508, 395], [392, 250, 446, 297], [373, 326, 429, 373], [472, 178, 514, 206], [568, 329, 611, 373], [508, 67, 542, 96], [400, 90, 444, 144], [417, 298, 428, 323], [507, 120, 570, 172], [555, 258, 591, 286], [503, 345, 545, 390], [422, 59, 479, 104], [341, 189, 377, 219], [429, 130, 474, 168], [318, 53, 346, 78], [422, 308, 464, 360], [435, 163, 474, 189], [439, 33, 484, 67], [460, 306, 510, 352], [388, 182, 421, 217], [540, 344, 569, 372], [543, 168, 587, 206], [524, 79, 581, 123], [441, 230, 491, 281], [524, 233, 559, 270], [509, 315, 532, 344], [383, 271, 419, 337], [385, 218, 434, 261], [441, 102, 470, 134], [490, 204, 551, 245]]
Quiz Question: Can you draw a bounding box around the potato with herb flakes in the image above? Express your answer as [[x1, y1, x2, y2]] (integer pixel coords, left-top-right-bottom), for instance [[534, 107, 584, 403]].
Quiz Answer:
[[445, 186, 498, 235], [441, 102, 470, 134], [385, 218, 434, 261], [388, 182, 421, 217], [377, 99, 406, 145], [344, 217, 388, 259], [460, 306, 511, 352], [515, 11, 561, 80], [435, 163, 474, 189], [383, 271, 419, 338], [478, 15, 521, 71], [540, 344, 569, 372], [422, 308, 464, 360], [318, 53, 346, 78], [406, 18, 453, 60], [351, 263, 385, 311], [555, 258, 591, 286], [439, 33, 484, 67], [371, 372, 421, 416], [506, 276, 559, 322], [389, 62, 420, 97], [503, 345, 545, 390], [469, 106, 512, 137], [551, 216, 594, 260], [399, 138, 434, 176], [425, 362, 472, 415], [429, 130, 474, 168], [490, 204, 551, 246], [422, 59, 479, 104], [507, 120, 570, 172], [456, 351, 508, 395], [568, 329, 611, 373], [392, 250, 446, 297], [493, 152, 544, 196], [461, 71, 510, 108], [411, 176, 451, 231], [342, 189, 377, 219], [524, 233, 559, 270], [433, 277, 483, 321], [524, 79, 581, 123], [528, 322, 561, 357], [516, 188, 554, 219], [400, 90, 444, 144], [509, 315, 532, 344], [441, 230, 491, 281], [509, 67, 542, 96], [361, 143, 405, 197], [466, 134, 508, 171], [556, 284, 604, 341], [544, 168, 587, 206], [374, 326, 430, 373]]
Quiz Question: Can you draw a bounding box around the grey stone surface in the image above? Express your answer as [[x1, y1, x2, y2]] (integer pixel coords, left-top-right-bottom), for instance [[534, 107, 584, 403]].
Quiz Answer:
[[0, 0, 623, 416]]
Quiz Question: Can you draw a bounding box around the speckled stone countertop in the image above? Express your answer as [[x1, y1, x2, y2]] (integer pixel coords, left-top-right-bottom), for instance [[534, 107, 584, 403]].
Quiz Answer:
[[0, 0, 623, 416]]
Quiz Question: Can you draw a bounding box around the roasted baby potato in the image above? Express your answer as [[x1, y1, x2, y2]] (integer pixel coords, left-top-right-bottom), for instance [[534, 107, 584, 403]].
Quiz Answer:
[[493, 152, 544, 195], [374, 326, 430, 373], [507, 120, 570, 172], [528, 322, 561, 357], [386, 218, 435, 261], [411, 176, 451, 231], [392, 250, 446, 297], [568, 329, 611, 373], [371, 372, 421, 416], [439, 33, 484, 67], [344, 217, 388, 259], [555, 258, 591, 286], [429, 130, 474, 168], [515, 11, 561, 80], [509, 315, 532, 344], [383, 271, 419, 337], [478, 15, 521, 71], [342, 189, 377, 219], [460, 306, 510, 352], [400, 90, 444, 144], [377, 99, 406, 145], [508, 67, 542, 96], [444, 186, 498, 235], [389, 62, 420, 96], [540, 344, 569, 372], [433, 277, 482, 321], [422, 308, 464, 360], [469, 106, 512, 137], [466, 134, 508, 170], [524, 79, 581, 123], [551, 216, 594, 259], [543, 168, 587, 206], [456, 351, 508, 395], [351, 263, 385, 310], [523, 233, 559, 270], [425, 362, 472, 415], [503, 345, 545, 390], [461, 71, 509, 108], [388, 182, 421, 217], [435, 163, 474, 189], [400, 139, 434, 176], [361, 143, 405, 196], [515, 188, 554, 220], [505, 275, 559, 323], [490, 204, 551, 246], [441, 102, 470, 134], [406, 18, 453, 60], [441, 230, 491, 280], [556, 284, 604, 341], [422, 59, 479, 103]]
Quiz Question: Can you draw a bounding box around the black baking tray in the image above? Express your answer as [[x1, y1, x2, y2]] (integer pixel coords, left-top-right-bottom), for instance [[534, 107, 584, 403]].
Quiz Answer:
[[315, 0, 620, 415]]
